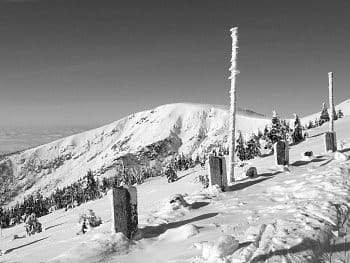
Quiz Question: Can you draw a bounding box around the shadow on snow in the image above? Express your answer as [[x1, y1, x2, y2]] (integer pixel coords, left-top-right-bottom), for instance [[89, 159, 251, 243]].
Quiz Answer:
[[250, 237, 350, 262], [138, 213, 219, 239], [5, 236, 50, 254], [224, 174, 276, 192]]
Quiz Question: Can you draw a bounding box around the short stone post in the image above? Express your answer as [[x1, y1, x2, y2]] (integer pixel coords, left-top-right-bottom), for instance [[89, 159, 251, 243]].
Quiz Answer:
[[324, 72, 337, 152], [109, 186, 138, 239], [274, 140, 289, 166], [208, 155, 227, 188], [324, 132, 337, 152]]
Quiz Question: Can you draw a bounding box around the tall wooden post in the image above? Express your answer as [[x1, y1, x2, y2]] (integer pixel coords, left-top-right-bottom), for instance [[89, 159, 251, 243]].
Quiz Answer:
[[328, 72, 335, 132], [324, 72, 337, 152], [228, 27, 239, 184]]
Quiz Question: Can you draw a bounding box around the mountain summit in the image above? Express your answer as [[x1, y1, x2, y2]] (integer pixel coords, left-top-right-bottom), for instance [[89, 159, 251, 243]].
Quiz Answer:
[[0, 103, 269, 203]]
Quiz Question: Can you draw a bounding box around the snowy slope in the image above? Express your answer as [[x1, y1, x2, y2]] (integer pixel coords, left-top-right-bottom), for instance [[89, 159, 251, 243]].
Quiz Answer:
[[0, 126, 93, 155], [0, 103, 269, 204], [1, 117, 350, 263], [301, 98, 350, 125], [336, 98, 350, 116]]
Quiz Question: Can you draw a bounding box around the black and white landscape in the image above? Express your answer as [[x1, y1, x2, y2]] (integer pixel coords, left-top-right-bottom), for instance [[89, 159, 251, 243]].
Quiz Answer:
[[0, 1, 350, 263]]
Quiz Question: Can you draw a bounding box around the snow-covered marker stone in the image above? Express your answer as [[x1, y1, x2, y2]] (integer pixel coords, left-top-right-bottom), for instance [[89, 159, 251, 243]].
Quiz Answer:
[[324, 131, 337, 152], [208, 155, 227, 188], [109, 186, 138, 239], [274, 140, 289, 166]]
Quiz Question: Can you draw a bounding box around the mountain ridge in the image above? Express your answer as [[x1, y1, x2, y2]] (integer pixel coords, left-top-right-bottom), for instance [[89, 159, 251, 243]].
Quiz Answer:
[[0, 102, 269, 205], [1, 99, 349, 205]]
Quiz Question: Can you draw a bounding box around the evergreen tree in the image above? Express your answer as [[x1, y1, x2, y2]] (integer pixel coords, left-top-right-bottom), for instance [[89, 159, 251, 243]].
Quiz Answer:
[[267, 110, 287, 144], [337, 109, 344, 119], [86, 170, 98, 200], [319, 102, 330, 125], [235, 131, 247, 161], [314, 118, 319, 127], [246, 134, 261, 159], [263, 125, 269, 140], [307, 120, 314, 129], [291, 113, 303, 143], [165, 164, 177, 183], [194, 154, 200, 165]]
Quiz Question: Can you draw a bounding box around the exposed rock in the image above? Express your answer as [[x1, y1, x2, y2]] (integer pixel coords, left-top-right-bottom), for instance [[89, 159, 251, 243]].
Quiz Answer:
[[302, 151, 314, 157], [246, 167, 258, 178]]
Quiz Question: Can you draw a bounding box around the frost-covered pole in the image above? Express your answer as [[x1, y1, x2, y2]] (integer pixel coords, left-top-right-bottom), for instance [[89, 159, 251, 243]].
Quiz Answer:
[[324, 72, 337, 152], [328, 72, 335, 132], [228, 27, 239, 183]]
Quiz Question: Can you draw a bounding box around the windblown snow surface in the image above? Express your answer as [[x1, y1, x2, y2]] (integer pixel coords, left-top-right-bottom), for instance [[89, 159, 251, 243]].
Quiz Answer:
[[1, 116, 350, 262]]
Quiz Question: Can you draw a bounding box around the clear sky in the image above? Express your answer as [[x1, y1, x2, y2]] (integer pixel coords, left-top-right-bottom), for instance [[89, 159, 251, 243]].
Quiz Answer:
[[0, 0, 349, 127]]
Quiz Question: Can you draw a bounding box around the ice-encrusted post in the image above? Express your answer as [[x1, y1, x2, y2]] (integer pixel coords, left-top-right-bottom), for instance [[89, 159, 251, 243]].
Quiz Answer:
[[324, 72, 337, 152], [228, 27, 239, 184], [109, 186, 138, 239], [329, 72, 336, 132]]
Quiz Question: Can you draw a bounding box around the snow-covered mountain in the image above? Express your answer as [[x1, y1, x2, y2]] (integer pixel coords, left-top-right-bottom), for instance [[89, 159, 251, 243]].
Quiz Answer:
[[1, 107, 350, 263], [0, 103, 269, 204]]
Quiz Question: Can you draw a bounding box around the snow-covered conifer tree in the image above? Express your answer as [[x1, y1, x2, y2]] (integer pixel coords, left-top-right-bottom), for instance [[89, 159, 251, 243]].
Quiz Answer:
[[319, 102, 330, 125], [235, 131, 246, 161], [246, 133, 261, 159], [307, 120, 314, 129], [292, 113, 303, 143], [337, 109, 344, 119]]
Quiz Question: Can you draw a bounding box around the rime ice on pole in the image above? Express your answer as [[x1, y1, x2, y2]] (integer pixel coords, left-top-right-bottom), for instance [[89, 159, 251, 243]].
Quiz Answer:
[[324, 72, 337, 152], [228, 27, 239, 184]]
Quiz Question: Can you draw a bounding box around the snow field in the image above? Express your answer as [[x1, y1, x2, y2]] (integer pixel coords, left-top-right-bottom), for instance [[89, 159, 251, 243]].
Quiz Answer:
[[1, 105, 350, 263]]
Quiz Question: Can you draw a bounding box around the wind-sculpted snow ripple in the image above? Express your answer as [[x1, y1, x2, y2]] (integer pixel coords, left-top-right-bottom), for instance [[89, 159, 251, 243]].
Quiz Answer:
[[199, 162, 350, 263]]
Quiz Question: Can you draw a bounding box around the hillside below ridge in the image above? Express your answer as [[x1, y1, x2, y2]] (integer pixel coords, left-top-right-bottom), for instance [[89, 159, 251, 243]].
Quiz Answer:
[[301, 98, 350, 124], [1, 99, 349, 205], [0, 102, 269, 205], [1, 112, 350, 263]]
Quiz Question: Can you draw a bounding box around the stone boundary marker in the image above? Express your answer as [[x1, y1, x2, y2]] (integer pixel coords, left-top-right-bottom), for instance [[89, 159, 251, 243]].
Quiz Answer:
[[274, 140, 289, 166], [208, 155, 227, 188], [324, 131, 337, 152], [109, 186, 138, 239]]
